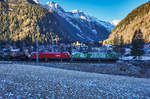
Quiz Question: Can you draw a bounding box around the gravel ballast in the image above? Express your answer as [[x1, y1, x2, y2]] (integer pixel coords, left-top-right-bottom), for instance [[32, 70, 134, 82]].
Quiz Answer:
[[0, 63, 150, 99]]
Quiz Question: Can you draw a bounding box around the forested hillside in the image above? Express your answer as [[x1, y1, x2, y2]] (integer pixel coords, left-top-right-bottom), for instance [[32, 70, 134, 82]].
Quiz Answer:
[[104, 1, 150, 45], [0, 0, 63, 45]]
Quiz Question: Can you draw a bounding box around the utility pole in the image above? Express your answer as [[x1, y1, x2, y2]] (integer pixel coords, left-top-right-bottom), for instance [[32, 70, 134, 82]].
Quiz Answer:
[[51, 36, 54, 52], [34, 24, 39, 63], [36, 35, 39, 63]]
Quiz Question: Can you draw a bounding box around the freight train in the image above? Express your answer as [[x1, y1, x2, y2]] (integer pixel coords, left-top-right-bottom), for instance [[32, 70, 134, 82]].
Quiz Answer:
[[30, 50, 118, 61], [0, 49, 118, 61]]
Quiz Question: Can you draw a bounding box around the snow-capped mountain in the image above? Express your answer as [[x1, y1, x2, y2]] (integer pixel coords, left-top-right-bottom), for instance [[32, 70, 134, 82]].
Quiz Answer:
[[42, 1, 115, 42]]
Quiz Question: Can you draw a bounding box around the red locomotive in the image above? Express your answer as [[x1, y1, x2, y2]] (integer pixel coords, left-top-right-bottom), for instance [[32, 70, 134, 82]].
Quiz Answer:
[[30, 52, 71, 61]]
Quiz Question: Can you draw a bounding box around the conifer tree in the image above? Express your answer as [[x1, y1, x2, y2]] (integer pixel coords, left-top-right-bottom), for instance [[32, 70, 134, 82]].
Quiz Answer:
[[120, 36, 124, 47], [131, 29, 145, 58], [119, 35, 125, 55]]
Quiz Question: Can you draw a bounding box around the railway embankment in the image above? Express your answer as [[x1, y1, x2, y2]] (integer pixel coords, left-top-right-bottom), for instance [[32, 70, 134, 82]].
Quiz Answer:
[[2, 60, 150, 78]]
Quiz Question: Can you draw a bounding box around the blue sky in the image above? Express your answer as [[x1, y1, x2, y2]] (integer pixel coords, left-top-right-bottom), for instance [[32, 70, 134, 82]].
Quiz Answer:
[[39, 0, 147, 22]]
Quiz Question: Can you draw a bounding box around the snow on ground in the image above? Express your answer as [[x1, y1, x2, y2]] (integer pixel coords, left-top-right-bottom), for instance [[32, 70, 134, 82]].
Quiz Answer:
[[141, 56, 150, 60], [0, 64, 150, 98], [121, 56, 134, 60], [121, 56, 150, 60]]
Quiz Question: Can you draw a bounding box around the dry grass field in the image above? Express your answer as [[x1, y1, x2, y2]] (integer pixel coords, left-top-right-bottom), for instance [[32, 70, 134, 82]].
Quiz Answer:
[[0, 63, 150, 98]]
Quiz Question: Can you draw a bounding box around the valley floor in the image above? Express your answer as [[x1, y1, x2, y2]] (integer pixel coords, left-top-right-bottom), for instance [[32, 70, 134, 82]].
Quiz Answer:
[[0, 63, 150, 98]]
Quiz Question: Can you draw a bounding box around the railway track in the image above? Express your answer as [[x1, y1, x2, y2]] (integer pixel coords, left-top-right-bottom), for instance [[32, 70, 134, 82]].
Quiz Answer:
[[6, 60, 116, 76], [0, 58, 117, 64]]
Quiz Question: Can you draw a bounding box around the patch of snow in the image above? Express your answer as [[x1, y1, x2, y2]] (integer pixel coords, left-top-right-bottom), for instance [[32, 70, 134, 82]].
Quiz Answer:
[[33, 0, 39, 4], [45, 1, 65, 16], [92, 29, 97, 34], [73, 24, 81, 32], [141, 56, 150, 60], [97, 20, 115, 32], [46, 1, 59, 9], [86, 36, 94, 41], [121, 56, 134, 60], [69, 10, 95, 22], [121, 56, 150, 60], [76, 33, 85, 39], [66, 18, 82, 32], [111, 20, 121, 26], [70, 9, 80, 13], [80, 16, 87, 20]]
